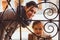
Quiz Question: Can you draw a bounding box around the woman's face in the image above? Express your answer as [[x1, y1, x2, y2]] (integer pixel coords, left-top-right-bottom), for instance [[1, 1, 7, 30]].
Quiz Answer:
[[33, 23, 43, 36], [26, 6, 37, 19]]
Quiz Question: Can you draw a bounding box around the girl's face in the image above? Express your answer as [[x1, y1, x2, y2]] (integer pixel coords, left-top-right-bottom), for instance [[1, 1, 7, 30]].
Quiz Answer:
[[33, 23, 43, 36]]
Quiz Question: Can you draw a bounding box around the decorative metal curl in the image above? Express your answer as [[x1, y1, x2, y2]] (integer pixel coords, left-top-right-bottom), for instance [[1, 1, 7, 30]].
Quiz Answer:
[[45, 8, 53, 16], [37, 2, 58, 10], [43, 8, 58, 19], [37, 2, 58, 20], [43, 22, 58, 38]]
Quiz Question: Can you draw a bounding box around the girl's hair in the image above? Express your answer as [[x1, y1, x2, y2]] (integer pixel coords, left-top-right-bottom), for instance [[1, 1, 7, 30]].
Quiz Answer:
[[32, 21, 43, 28]]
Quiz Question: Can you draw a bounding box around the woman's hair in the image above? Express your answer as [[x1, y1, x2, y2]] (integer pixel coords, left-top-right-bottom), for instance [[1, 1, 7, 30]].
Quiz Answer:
[[26, 1, 38, 8], [32, 21, 43, 28]]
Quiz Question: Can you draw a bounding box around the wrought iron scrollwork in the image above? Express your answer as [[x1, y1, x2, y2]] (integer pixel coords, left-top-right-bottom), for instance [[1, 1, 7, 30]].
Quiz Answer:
[[26, 1, 59, 40], [43, 22, 58, 38], [0, 0, 59, 40]]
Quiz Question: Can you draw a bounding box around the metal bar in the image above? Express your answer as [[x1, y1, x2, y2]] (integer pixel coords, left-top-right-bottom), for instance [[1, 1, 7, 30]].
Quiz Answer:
[[44, 0, 47, 2], [27, 19, 59, 22], [0, 20, 59, 22], [18, 0, 22, 40], [20, 24, 22, 40], [58, 0, 60, 40]]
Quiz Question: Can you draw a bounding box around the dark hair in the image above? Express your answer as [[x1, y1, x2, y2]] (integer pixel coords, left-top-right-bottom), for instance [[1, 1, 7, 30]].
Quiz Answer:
[[32, 21, 42, 28], [26, 1, 38, 8]]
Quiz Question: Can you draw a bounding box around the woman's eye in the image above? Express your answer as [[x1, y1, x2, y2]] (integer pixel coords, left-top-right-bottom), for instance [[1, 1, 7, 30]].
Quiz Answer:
[[30, 10, 33, 12], [39, 28, 42, 30]]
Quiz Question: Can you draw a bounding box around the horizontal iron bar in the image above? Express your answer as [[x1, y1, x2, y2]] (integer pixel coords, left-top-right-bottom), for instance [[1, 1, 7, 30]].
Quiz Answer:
[[0, 19, 59, 22], [27, 19, 59, 22]]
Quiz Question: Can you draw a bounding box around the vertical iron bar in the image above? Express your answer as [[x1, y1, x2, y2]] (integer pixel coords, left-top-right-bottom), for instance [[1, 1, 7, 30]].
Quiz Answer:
[[18, 0, 22, 40], [20, 24, 22, 40], [58, 0, 60, 40], [44, 0, 47, 2]]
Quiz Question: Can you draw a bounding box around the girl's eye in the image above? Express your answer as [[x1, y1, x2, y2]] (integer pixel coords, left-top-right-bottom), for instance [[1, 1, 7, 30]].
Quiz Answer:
[[35, 28, 38, 30]]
